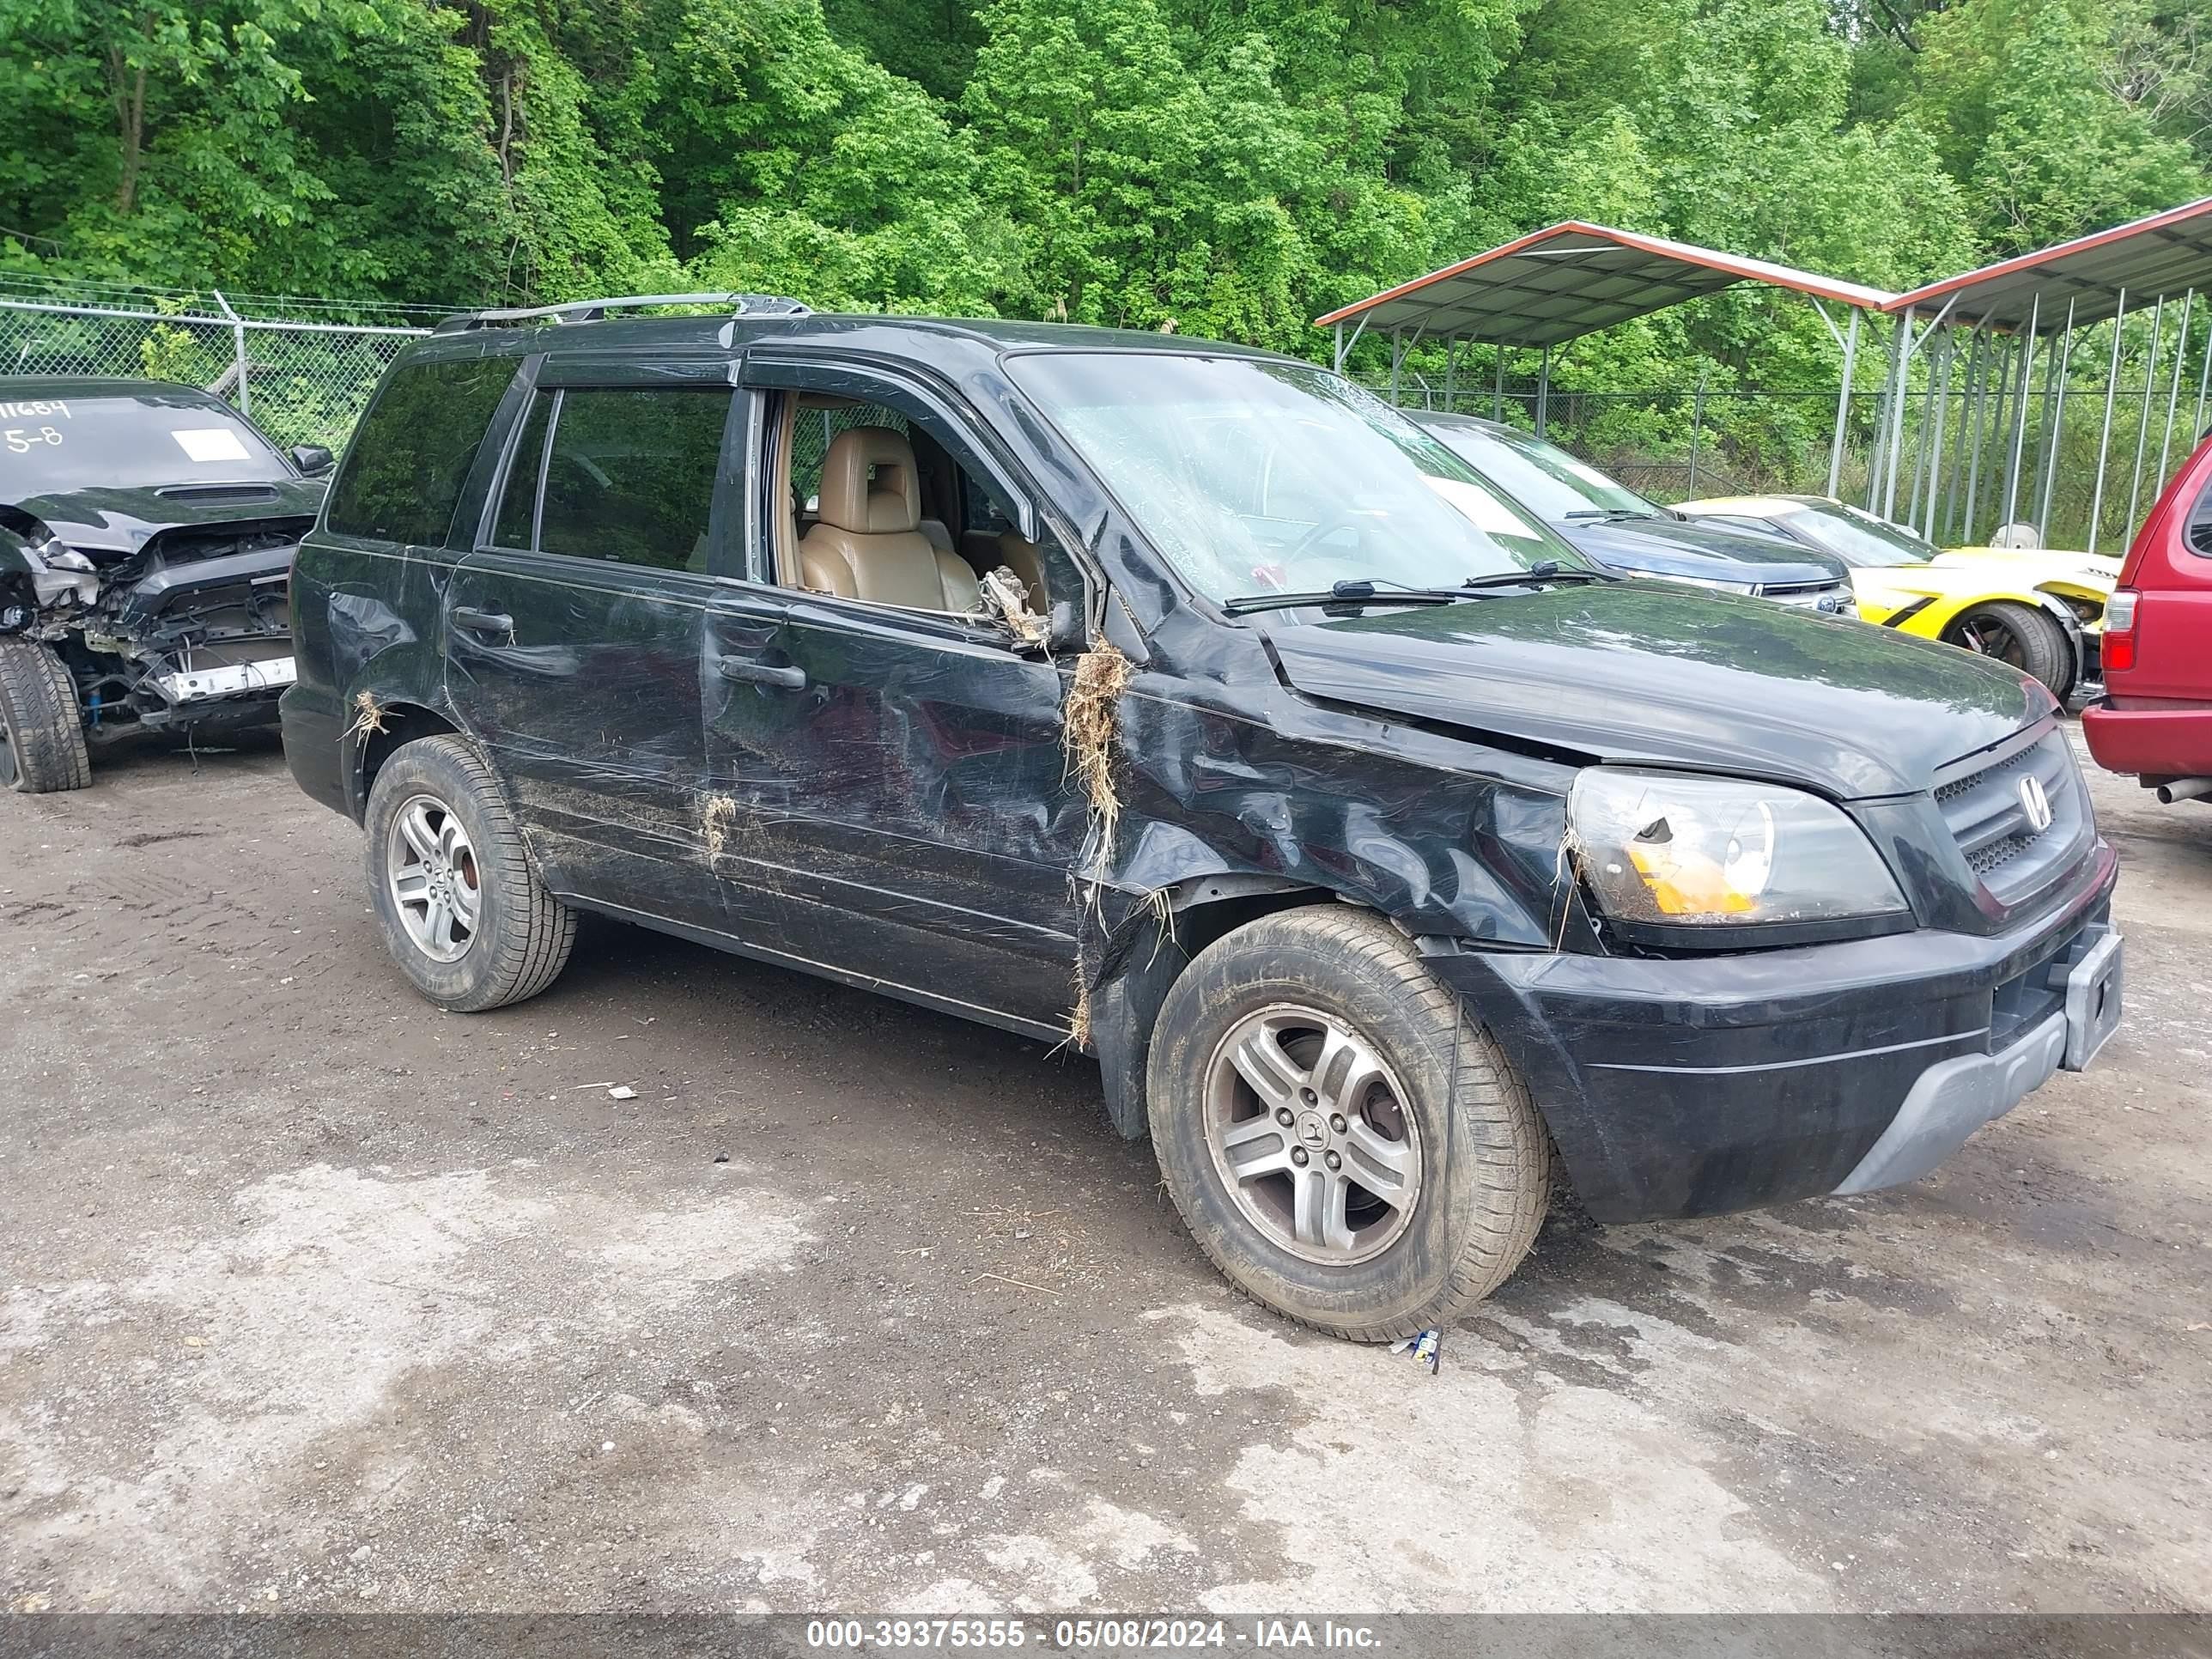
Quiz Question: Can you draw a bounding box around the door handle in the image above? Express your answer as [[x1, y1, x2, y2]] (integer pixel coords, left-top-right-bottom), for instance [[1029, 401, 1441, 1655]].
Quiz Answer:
[[716, 654, 805, 689], [452, 605, 514, 637]]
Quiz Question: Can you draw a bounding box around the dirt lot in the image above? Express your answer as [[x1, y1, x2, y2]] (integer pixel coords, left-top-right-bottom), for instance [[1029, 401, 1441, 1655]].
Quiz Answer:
[[1, 727, 2208, 1617]]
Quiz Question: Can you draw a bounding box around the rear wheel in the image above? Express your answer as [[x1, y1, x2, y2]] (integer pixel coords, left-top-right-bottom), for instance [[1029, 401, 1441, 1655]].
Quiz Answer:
[[1948, 600, 2072, 698], [0, 639, 91, 794], [1146, 905, 1550, 1341], [363, 735, 575, 1012]]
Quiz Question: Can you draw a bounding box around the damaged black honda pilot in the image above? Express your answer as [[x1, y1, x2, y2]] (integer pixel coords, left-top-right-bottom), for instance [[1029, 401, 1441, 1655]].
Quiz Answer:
[[0, 376, 329, 791], [281, 297, 2124, 1341]]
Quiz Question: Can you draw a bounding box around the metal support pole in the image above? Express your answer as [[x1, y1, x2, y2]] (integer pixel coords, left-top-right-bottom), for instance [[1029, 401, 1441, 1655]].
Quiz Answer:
[[2088, 290, 2129, 556], [1535, 345, 1552, 436], [1882, 308, 1917, 519], [1908, 328, 1943, 527], [1943, 326, 1984, 541], [1867, 313, 1905, 509], [2002, 294, 2042, 531], [1827, 307, 1862, 498], [1688, 373, 1707, 493], [213, 289, 248, 417], [2126, 295, 2166, 538], [2195, 307, 2212, 447], [2159, 290, 2194, 489], [1492, 347, 1505, 421], [1964, 323, 2007, 542], [2036, 299, 2076, 539], [1443, 337, 1458, 415], [1333, 322, 1345, 374], [1389, 330, 1402, 405], [1919, 331, 1955, 538]]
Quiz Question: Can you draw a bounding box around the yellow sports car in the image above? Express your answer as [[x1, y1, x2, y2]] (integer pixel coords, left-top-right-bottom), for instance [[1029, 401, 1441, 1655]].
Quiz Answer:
[[1673, 494, 2117, 699]]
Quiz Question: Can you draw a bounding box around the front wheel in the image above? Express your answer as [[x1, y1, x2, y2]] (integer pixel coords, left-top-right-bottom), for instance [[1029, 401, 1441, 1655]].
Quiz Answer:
[[363, 735, 576, 1012], [1145, 906, 1551, 1341], [0, 639, 91, 794], [1948, 600, 2073, 699]]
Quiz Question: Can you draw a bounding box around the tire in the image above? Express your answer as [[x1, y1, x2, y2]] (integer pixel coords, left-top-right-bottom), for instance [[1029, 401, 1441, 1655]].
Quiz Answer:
[[0, 639, 91, 794], [1949, 600, 2071, 698], [363, 734, 576, 1012], [1145, 905, 1550, 1341]]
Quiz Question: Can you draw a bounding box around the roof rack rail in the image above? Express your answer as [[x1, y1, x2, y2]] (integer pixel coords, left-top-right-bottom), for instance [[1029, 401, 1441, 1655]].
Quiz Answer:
[[432, 292, 812, 334]]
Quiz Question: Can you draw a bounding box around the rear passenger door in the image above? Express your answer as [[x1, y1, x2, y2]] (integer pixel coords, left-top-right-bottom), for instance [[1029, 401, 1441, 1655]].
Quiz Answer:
[[445, 356, 745, 919]]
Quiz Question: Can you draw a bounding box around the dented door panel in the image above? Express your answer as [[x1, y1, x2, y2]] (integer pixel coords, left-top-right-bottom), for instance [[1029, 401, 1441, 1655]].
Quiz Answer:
[[446, 550, 719, 915], [702, 586, 1085, 1028]]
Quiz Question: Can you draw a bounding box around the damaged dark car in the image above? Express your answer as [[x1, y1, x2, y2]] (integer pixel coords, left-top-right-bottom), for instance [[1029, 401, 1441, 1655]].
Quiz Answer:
[[0, 376, 329, 793], [282, 300, 2124, 1341]]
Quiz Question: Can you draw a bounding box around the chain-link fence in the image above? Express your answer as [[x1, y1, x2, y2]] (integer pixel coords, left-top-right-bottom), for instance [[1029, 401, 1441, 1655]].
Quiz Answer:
[[0, 283, 434, 453]]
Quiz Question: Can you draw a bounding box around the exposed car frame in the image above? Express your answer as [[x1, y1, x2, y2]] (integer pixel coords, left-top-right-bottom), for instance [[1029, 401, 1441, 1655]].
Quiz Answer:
[[0, 376, 331, 792], [1674, 492, 2116, 701]]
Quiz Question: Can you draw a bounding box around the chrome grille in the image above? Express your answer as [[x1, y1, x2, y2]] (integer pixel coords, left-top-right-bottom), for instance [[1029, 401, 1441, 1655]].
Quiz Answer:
[[1758, 580, 1852, 613], [1934, 728, 2085, 904]]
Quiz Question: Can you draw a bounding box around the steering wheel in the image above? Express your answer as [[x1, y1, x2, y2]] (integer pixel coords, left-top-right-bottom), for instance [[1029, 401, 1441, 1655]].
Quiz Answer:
[[1280, 509, 1371, 566]]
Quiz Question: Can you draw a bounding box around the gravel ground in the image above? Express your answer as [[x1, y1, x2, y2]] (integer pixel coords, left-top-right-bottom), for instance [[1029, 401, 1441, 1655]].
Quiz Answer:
[[1, 726, 2207, 1616]]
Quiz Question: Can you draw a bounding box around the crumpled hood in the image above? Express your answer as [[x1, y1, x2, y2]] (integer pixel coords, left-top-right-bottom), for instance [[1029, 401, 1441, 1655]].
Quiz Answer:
[[1931, 546, 2121, 593], [1849, 557, 2112, 635], [10, 479, 324, 557], [1264, 580, 2049, 799], [1557, 514, 1849, 589]]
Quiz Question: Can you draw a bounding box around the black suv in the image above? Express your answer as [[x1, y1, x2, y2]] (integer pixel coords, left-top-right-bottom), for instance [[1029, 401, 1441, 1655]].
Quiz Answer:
[[282, 297, 2124, 1340], [0, 376, 331, 791]]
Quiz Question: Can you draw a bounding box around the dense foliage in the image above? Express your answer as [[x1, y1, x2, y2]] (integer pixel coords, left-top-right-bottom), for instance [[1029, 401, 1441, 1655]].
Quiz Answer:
[[3, 0, 2210, 474]]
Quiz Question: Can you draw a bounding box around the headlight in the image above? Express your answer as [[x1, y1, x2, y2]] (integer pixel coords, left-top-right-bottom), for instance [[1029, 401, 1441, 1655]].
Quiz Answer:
[[1648, 572, 1756, 594], [1570, 769, 1909, 927]]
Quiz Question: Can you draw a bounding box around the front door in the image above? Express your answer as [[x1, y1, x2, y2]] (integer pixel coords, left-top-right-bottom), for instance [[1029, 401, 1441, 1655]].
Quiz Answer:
[[445, 362, 744, 919], [702, 370, 1089, 1036]]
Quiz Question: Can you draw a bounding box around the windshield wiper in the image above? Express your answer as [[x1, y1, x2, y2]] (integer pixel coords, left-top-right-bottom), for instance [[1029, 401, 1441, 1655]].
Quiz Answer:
[[1458, 562, 1619, 592], [1225, 567, 1615, 613], [1223, 578, 1463, 616], [1562, 508, 1657, 521]]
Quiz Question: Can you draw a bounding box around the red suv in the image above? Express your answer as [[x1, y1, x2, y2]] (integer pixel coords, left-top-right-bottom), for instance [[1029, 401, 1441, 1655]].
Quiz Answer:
[[2082, 432, 2212, 805]]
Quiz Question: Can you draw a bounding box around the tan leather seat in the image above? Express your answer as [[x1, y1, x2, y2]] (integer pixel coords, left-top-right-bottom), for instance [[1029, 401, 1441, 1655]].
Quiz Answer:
[[995, 532, 1051, 609], [918, 517, 956, 558], [799, 428, 979, 612]]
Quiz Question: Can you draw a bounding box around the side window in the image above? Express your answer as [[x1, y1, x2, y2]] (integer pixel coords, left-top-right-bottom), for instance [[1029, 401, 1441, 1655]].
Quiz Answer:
[[491, 392, 554, 550], [326, 356, 515, 544], [963, 473, 1012, 537], [2187, 476, 2212, 557], [497, 387, 732, 572], [769, 385, 1054, 617]]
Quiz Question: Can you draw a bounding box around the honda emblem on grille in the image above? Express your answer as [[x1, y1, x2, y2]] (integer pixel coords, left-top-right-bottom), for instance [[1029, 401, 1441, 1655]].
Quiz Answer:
[[2019, 774, 2054, 834]]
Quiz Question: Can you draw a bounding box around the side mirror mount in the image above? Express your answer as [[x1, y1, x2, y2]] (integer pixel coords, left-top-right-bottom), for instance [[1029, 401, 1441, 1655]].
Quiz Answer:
[[291, 443, 336, 477]]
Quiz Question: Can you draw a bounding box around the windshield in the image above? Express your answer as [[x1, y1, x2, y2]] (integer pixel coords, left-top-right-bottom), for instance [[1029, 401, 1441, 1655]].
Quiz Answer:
[[0, 390, 292, 495], [1005, 353, 1583, 603], [1426, 421, 1656, 520], [1784, 502, 1936, 567]]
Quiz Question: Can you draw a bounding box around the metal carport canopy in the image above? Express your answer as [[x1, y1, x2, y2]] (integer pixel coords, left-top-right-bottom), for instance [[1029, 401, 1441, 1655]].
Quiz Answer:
[[1313, 222, 1896, 349], [1887, 196, 2212, 331]]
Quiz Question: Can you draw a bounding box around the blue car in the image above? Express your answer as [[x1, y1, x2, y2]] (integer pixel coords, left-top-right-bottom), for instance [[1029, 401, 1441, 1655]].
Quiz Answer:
[[1416, 411, 1854, 614]]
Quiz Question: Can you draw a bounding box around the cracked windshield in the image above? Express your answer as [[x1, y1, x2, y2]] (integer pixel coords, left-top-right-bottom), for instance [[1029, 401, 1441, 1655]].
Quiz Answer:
[[1008, 353, 1584, 605]]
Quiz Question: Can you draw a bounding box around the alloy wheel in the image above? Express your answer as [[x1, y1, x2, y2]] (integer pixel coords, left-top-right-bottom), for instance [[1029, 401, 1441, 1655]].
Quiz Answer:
[[1201, 1003, 1424, 1266], [385, 793, 483, 963], [1957, 613, 2029, 670]]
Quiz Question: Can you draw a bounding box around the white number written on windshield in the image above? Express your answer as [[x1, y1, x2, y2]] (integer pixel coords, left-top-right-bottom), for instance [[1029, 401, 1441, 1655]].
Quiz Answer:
[[1, 398, 71, 456]]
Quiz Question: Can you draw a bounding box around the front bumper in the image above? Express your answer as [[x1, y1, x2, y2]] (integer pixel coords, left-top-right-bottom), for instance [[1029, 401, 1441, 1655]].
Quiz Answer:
[[1424, 843, 2120, 1223], [2081, 696, 2212, 778]]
